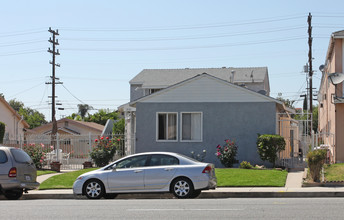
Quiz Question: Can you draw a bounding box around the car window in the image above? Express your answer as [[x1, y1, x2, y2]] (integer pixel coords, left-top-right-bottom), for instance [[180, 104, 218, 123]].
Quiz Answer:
[[0, 150, 8, 163], [10, 148, 32, 163], [116, 155, 148, 169], [149, 155, 179, 166]]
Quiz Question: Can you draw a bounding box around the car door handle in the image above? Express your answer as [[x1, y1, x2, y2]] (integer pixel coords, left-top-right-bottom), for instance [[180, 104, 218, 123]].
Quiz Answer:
[[164, 168, 174, 171], [134, 170, 143, 173]]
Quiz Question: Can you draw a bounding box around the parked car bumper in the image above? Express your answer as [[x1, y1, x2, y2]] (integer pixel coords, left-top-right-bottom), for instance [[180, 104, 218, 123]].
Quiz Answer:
[[193, 174, 217, 190], [1, 179, 40, 191], [73, 179, 84, 195]]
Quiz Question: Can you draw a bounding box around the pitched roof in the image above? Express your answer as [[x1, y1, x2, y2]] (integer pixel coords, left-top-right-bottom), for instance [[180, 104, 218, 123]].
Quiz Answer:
[[131, 73, 283, 106], [130, 67, 268, 88], [31, 118, 104, 133], [0, 96, 30, 128], [332, 30, 344, 38]]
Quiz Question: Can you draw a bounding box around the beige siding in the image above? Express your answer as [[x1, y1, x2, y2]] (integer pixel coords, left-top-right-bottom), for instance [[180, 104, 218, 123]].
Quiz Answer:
[[0, 102, 26, 141], [335, 104, 344, 162], [318, 36, 344, 163]]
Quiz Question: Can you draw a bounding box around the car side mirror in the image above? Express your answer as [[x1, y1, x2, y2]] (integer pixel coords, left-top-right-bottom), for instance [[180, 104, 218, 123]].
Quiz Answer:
[[112, 165, 117, 172]]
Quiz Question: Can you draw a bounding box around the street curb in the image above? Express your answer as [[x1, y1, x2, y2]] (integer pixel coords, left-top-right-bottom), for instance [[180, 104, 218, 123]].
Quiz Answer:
[[17, 191, 344, 200], [200, 191, 344, 198]]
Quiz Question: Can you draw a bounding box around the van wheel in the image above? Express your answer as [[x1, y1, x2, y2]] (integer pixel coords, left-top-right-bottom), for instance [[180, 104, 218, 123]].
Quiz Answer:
[[4, 189, 23, 200]]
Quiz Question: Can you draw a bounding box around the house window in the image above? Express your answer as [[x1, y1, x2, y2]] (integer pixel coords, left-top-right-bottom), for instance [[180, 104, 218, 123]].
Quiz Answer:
[[149, 89, 161, 95], [157, 113, 177, 141], [181, 112, 202, 142]]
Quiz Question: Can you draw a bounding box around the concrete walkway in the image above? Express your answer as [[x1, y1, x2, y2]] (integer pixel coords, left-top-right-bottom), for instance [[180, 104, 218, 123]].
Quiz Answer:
[[36, 172, 64, 184], [285, 171, 304, 188]]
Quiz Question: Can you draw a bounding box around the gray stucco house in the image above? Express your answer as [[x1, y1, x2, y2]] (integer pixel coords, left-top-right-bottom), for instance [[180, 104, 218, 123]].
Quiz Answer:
[[119, 67, 289, 167]]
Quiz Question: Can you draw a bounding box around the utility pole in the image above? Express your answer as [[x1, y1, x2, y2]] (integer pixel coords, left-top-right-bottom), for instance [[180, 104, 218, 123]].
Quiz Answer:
[[47, 27, 62, 139], [307, 12, 313, 133]]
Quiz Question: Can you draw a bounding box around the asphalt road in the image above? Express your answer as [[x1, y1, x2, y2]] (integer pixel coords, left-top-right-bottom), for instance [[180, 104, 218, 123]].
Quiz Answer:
[[1, 198, 343, 219]]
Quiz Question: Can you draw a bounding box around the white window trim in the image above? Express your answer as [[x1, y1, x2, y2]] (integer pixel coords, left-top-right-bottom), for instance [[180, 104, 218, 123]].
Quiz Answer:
[[156, 112, 178, 142], [180, 112, 203, 142]]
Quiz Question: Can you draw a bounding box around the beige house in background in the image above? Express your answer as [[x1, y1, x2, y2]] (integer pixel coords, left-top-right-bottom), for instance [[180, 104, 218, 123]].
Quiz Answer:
[[0, 96, 29, 143], [31, 118, 104, 136], [318, 30, 344, 163]]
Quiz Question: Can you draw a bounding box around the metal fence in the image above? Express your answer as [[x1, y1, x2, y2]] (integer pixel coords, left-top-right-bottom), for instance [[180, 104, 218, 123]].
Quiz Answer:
[[276, 113, 312, 169], [3, 133, 131, 170]]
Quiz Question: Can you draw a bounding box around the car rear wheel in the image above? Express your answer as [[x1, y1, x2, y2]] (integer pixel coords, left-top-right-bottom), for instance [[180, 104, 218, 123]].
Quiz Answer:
[[171, 177, 194, 199], [84, 179, 104, 199], [4, 189, 23, 200]]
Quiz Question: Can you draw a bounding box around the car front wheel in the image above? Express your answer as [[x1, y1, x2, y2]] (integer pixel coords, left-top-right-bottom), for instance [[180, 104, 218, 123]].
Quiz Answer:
[[4, 189, 23, 200], [104, 193, 118, 199], [171, 177, 194, 199], [84, 179, 104, 199]]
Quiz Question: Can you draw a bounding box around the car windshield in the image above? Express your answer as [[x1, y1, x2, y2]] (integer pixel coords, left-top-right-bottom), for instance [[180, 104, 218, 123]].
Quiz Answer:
[[10, 148, 32, 163]]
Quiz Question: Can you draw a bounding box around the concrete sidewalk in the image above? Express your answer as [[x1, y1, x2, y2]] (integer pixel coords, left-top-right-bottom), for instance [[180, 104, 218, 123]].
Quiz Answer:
[[2, 170, 344, 200]]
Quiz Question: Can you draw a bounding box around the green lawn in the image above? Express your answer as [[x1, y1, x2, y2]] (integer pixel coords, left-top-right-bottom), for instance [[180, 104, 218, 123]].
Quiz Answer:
[[39, 167, 288, 190], [39, 168, 98, 190], [216, 168, 288, 187], [37, 170, 57, 176], [324, 163, 344, 182]]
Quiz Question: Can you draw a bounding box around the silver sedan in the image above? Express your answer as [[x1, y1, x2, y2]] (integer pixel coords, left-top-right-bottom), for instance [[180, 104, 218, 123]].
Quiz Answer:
[[73, 152, 217, 199]]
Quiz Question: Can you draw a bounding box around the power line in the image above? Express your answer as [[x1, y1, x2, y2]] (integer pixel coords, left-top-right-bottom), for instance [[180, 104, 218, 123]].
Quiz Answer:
[[61, 26, 306, 42], [0, 29, 46, 38], [59, 15, 305, 32], [0, 50, 46, 57], [0, 40, 46, 47], [7, 82, 45, 98], [62, 36, 305, 52], [61, 84, 85, 104]]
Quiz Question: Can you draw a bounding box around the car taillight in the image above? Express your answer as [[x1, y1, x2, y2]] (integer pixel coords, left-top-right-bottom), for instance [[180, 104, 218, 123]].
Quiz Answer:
[[202, 165, 212, 173], [8, 167, 17, 177]]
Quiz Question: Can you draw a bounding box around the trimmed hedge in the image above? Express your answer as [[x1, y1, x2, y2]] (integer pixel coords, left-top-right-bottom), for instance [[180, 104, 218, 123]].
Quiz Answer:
[[0, 121, 5, 144], [307, 149, 327, 182], [257, 134, 286, 167]]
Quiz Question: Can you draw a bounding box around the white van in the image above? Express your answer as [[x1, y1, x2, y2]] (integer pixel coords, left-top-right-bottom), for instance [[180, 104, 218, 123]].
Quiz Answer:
[[0, 146, 39, 199]]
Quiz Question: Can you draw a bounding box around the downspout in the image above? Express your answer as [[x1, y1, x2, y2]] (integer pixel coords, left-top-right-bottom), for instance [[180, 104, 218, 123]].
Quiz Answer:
[[17, 115, 24, 144]]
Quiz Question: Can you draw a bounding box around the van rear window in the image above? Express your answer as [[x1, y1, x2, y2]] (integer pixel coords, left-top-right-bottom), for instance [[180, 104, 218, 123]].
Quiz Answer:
[[0, 150, 8, 163], [10, 149, 32, 163]]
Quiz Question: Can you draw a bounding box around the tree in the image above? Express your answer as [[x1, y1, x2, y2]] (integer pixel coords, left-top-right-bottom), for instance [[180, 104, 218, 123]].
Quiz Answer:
[[77, 104, 93, 120], [276, 97, 295, 108], [86, 109, 118, 125], [303, 95, 308, 111], [8, 99, 24, 112], [257, 134, 286, 167], [113, 118, 125, 134], [19, 107, 47, 129], [8, 99, 47, 129], [293, 105, 318, 133]]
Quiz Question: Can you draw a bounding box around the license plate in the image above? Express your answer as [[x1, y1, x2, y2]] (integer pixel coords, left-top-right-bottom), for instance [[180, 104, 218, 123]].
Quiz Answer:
[[25, 175, 31, 181]]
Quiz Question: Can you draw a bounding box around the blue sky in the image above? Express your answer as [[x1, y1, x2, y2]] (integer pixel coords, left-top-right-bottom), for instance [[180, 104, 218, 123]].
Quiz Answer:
[[1, 0, 344, 121]]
